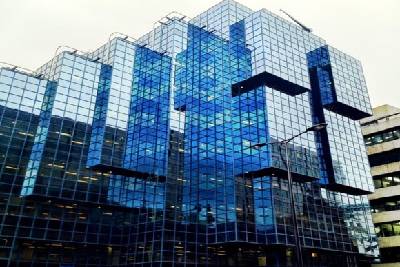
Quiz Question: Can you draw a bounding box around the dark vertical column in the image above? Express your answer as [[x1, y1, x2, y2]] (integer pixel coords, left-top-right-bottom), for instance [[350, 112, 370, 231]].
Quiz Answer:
[[87, 64, 112, 167], [21, 80, 58, 196], [123, 46, 172, 178]]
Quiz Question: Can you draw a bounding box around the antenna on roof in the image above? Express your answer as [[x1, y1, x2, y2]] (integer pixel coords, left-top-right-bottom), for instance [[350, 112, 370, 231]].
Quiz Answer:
[[279, 9, 312, 33]]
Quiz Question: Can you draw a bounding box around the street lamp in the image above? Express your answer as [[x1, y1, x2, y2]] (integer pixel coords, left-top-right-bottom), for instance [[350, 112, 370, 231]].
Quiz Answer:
[[250, 122, 327, 267]]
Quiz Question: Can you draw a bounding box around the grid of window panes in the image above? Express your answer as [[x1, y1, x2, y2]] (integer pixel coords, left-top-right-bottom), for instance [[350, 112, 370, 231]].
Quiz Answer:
[[21, 53, 103, 197], [248, 176, 377, 255], [21, 80, 58, 196], [0, 70, 45, 262], [87, 38, 135, 168], [323, 110, 374, 192], [0, 68, 48, 115], [0, 58, 146, 266], [228, 2, 377, 262], [307, 45, 372, 119], [0, 70, 125, 266], [310, 63, 336, 106], [0, 0, 380, 266], [0, 69, 51, 196], [244, 9, 325, 91], [175, 24, 236, 238], [232, 85, 321, 178], [327, 46, 372, 116], [336, 193, 377, 255], [232, 86, 269, 174], [86, 65, 112, 167], [189, 0, 253, 40], [123, 46, 171, 176], [266, 89, 320, 177], [251, 176, 356, 250], [135, 18, 192, 266]]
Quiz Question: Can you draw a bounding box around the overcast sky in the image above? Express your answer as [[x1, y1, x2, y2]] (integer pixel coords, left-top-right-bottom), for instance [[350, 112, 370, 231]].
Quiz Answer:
[[0, 0, 398, 108]]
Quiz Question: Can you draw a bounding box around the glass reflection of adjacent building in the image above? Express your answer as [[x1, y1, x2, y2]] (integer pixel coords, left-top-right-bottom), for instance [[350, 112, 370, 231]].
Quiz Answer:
[[0, 1, 378, 266]]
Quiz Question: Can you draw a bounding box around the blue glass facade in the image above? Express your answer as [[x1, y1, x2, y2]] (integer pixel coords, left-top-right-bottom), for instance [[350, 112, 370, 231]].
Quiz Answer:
[[0, 1, 378, 266]]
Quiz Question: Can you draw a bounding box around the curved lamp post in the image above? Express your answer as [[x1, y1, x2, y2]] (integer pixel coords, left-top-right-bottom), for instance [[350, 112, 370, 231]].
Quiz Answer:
[[250, 122, 327, 267]]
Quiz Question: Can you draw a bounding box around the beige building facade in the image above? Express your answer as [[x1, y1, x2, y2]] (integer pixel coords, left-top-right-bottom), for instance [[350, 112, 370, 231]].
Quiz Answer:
[[361, 105, 400, 266]]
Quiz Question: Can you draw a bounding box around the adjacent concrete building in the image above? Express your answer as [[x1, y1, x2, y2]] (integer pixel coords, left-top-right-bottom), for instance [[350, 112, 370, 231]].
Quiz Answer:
[[361, 105, 400, 266]]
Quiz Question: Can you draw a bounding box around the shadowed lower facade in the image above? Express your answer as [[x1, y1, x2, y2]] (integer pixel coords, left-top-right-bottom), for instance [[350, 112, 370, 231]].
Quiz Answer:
[[0, 1, 378, 266]]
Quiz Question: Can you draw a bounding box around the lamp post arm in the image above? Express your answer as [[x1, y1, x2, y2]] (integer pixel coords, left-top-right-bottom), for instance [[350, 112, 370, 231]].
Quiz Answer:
[[248, 123, 327, 267], [251, 128, 309, 149], [284, 142, 304, 267], [285, 129, 309, 144]]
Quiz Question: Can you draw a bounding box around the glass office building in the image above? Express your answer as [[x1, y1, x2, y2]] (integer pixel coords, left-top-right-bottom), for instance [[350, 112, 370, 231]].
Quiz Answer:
[[0, 0, 378, 266]]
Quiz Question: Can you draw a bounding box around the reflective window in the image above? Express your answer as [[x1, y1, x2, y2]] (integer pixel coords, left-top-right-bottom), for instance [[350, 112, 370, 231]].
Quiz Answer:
[[373, 175, 400, 189], [375, 221, 400, 237], [371, 198, 400, 213], [364, 128, 400, 146]]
